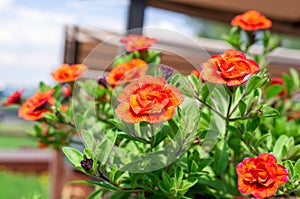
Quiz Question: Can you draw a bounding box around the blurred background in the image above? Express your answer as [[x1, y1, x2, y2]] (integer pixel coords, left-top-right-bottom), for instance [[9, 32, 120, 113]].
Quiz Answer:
[[0, 0, 300, 198]]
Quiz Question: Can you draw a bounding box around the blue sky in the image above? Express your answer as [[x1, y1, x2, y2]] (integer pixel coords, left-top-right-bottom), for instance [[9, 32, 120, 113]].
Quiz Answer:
[[0, 0, 193, 89]]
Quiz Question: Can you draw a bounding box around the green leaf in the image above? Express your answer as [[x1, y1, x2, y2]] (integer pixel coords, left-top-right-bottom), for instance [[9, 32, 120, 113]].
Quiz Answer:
[[62, 147, 83, 167], [246, 75, 262, 94], [43, 113, 56, 122], [283, 160, 294, 179], [255, 132, 272, 149], [117, 132, 149, 144], [161, 171, 172, 189], [197, 176, 225, 191], [174, 167, 184, 183], [197, 157, 213, 171], [293, 159, 300, 180], [110, 168, 124, 184], [72, 180, 120, 192], [94, 130, 117, 164], [190, 160, 199, 173], [266, 85, 283, 99], [178, 177, 198, 195], [246, 118, 260, 132], [153, 130, 167, 147], [273, 135, 289, 158], [75, 113, 84, 129], [39, 82, 51, 92], [87, 189, 101, 199], [201, 84, 210, 103], [238, 101, 247, 116], [168, 119, 179, 138], [283, 74, 293, 95], [213, 139, 228, 175], [260, 106, 279, 118], [188, 74, 200, 94], [158, 182, 169, 194], [81, 130, 95, 151], [290, 68, 300, 88]]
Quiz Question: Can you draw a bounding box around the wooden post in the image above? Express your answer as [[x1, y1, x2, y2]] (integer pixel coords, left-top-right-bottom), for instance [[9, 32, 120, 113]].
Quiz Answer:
[[50, 150, 66, 199], [126, 0, 147, 35]]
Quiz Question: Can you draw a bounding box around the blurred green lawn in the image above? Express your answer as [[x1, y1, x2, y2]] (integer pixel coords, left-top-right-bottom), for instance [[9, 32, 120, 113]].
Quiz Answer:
[[0, 120, 49, 198], [0, 121, 36, 148], [0, 170, 49, 198]]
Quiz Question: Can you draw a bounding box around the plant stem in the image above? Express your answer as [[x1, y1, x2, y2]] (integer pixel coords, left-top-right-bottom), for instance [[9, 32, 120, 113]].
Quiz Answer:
[[228, 91, 247, 118], [150, 124, 156, 151], [194, 95, 226, 120], [225, 94, 233, 137]]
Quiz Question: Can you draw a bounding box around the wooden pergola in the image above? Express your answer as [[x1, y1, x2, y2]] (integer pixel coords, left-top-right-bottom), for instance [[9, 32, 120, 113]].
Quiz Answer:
[[128, 0, 300, 36], [64, 0, 300, 77]]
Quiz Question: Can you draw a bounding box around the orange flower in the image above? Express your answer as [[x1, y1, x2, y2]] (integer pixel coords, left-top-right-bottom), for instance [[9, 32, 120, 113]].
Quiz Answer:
[[191, 70, 201, 78], [38, 141, 48, 149], [287, 111, 300, 121], [236, 153, 288, 199], [201, 49, 260, 86], [2, 89, 24, 107], [116, 75, 184, 124], [269, 77, 286, 96], [106, 59, 148, 87], [231, 10, 272, 31], [120, 34, 158, 52], [18, 89, 55, 121], [52, 64, 88, 83]]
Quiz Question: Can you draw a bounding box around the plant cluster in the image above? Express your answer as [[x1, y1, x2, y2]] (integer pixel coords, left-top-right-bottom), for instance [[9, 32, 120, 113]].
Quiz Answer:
[[3, 10, 300, 199]]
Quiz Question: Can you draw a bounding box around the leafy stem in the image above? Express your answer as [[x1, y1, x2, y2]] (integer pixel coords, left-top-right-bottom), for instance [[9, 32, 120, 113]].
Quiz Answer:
[[194, 95, 226, 120]]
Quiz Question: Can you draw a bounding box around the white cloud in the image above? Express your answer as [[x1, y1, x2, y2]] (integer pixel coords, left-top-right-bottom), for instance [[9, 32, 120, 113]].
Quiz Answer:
[[0, 2, 77, 88], [0, 0, 11, 11]]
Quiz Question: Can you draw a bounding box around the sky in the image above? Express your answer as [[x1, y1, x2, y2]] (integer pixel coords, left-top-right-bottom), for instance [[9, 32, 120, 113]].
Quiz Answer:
[[0, 0, 192, 90]]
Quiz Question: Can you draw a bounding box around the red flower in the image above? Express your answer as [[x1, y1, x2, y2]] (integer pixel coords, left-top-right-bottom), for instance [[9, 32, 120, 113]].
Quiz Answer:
[[231, 10, 272, 31], [2, 89, 24, 107], [201, 49, 260, 86], [52, 64, 88, 83], [38, 141, 48, 149], [236, 153, 288, 199], [287, 111, 300, 121], [191, 70, 200, 78], [116, 75, 184, 124], [18, 89, 55, 121], [106, 59, 148, 87], [270, 77, 286, 96], [62, 85, 72, 97], [120, 34, 158, 52]]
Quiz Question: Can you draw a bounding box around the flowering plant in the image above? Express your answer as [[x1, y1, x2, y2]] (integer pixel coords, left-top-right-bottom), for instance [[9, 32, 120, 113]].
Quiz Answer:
[[2, 63, 88, 149], [3, 10, 300, 199]]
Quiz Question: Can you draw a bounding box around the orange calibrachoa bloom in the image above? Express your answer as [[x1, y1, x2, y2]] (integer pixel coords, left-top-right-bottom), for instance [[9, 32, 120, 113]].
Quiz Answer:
[[116, 75, 184, 124], [201, 49, 260, 86], [231, 10, 272, 31], [106, 59, 148, 87], [120, 34, 158, 52], [236, 153, 288, 199], [2, 89, 24, 107], [191, 70, 201, 78], [18, 89, 55, 121], [52, 63, 88, 83]]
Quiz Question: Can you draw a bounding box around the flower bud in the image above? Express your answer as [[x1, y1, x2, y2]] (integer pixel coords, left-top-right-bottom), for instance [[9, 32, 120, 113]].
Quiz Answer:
[[80, 156, 93, 171], [97, 76, 108, 88]]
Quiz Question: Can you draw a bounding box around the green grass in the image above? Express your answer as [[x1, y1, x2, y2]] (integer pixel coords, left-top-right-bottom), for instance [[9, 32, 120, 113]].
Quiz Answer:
[[0, 135, 37, 148], [0, 121, 33, 135], [0, 170, 49, 198], [0, 121, 37, 149]]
